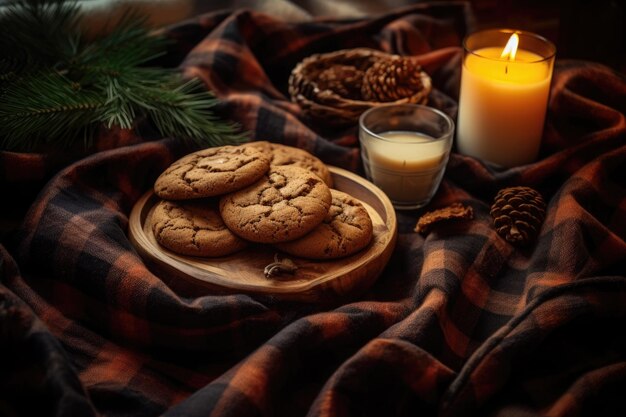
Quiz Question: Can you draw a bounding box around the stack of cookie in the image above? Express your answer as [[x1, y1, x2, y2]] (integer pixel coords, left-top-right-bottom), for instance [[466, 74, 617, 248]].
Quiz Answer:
[[150, 142, 374, 261]]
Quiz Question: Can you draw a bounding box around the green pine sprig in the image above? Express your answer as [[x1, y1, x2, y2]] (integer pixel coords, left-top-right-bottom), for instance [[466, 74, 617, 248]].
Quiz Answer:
[[0, 71, 105, 150], [0, 0, 245, 151]]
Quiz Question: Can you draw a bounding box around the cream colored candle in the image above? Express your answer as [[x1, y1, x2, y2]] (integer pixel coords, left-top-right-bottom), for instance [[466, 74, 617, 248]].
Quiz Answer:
[[457, 31, 555, 167], [365, 131, 448, 203]]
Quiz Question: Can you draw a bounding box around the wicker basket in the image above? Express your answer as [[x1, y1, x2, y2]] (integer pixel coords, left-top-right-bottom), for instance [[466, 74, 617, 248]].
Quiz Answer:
[[288, 48, 432, 128]]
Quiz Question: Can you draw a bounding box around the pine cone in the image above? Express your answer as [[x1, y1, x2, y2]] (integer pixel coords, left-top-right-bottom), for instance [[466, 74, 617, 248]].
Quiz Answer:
[[316, 65, 365, 99], [490, 186, 546, 246], [361, 56, 425, 102]]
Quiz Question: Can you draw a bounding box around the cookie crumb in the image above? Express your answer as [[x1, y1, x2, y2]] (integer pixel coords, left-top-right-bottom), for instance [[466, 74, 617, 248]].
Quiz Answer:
[[414, 203, 473, 234]]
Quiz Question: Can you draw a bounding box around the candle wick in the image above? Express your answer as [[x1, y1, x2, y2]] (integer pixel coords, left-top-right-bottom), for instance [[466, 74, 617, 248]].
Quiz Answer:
[[505, 65, 508, 74], [403, 160, 406, 168]]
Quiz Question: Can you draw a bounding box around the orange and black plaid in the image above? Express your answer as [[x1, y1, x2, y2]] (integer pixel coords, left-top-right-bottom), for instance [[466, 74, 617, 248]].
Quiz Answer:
[[1, 3, 625, 417]]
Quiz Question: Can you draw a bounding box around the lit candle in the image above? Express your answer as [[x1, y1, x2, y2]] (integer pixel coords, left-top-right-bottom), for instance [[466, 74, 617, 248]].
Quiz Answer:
[[457, 29, 556, 167], [359, 105, 454, 210]]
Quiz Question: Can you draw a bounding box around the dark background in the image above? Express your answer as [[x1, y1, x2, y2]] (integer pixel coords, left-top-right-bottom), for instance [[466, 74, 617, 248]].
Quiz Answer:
[[0, 0, 624, 71], [469, 0, 625, 72]]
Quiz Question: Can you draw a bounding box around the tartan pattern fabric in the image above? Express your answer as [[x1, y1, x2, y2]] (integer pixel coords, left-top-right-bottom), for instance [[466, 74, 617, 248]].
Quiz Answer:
[[1, 3, 626, 417]]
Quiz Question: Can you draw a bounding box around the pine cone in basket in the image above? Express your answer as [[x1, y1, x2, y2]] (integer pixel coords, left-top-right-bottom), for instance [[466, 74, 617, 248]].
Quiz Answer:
[[316, 65, 365, 99], [490, 186, 546, 246], [361, 56, 426, 102], [288, 48, 432, 128]]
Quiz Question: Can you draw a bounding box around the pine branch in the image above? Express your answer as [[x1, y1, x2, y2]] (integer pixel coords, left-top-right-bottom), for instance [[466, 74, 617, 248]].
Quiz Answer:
[[0, 0, 245, 152], [71, 16, 167, 82], [0, 0, 81, 73], [0, 71, 105, 150], [146, 79, 245, 147], [95, 68, 244, 146]]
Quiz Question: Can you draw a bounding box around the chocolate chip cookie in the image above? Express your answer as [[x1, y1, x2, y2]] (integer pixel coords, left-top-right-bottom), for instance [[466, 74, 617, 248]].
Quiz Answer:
[[245, 141, 333, 187], [219, 166, 332, 243], [154, 145, 271, 200], [151, 199, 247, 257], [275, 189, 373, 259]]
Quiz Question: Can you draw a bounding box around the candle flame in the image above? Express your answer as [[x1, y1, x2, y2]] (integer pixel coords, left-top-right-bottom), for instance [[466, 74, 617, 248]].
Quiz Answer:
[[500, 33, 519, 61]]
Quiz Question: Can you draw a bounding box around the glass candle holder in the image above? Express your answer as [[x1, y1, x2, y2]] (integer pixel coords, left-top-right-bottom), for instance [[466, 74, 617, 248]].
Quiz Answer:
[[359, 104, 454, 210], [457, 29, 556, 168]]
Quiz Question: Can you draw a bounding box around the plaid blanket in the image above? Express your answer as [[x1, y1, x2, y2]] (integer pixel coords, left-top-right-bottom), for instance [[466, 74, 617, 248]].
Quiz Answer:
[[2, 3, 626, 416]]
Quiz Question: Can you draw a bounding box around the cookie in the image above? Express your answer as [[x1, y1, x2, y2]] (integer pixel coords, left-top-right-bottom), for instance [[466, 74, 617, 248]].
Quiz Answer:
[[219, 166, 332, 243], [151, 199, 247, 257], [275, 189, 373, 259], [154, 145, 271, 200], [414, 203, 474, 234], [245, 141, 333, 187]]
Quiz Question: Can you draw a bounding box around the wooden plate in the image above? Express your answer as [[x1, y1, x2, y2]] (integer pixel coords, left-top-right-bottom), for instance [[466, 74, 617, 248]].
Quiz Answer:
[[128, 166, 397, 302]]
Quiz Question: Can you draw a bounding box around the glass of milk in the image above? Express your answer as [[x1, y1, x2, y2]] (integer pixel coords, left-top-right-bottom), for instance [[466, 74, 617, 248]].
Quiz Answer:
[[359, 104, 454, 210]]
